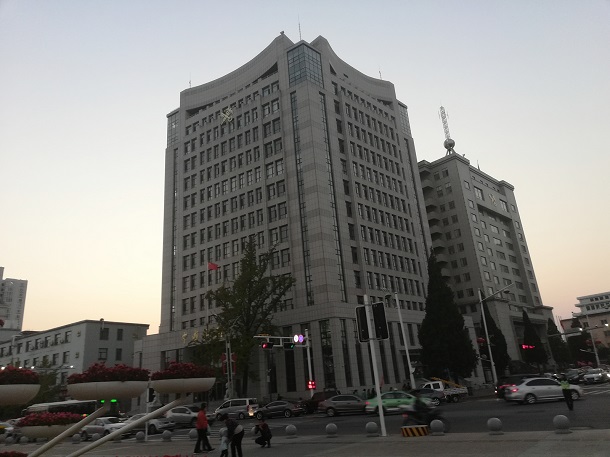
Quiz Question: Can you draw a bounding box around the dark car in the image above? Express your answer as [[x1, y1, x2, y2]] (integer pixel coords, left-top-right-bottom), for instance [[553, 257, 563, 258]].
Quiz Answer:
[[317, 394, 366, 416], [408, 388, 445, 406], [564, 369, 585, 384], [253, 400, 304, 419], [496, 374, 539, 399], [298, 390, 340, 414]]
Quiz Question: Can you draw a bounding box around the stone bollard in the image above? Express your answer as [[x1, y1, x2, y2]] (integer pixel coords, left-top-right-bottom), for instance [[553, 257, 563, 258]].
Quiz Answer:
[[162, 430, 172, 441], [365, 421, 379, 437], [326, 423, 338, 438], [188, 429, 198, 440], [553, 415, 571, 434], [19, 436, 29, 445], [136, 431, 145, 442], [92, 433, 101, 441], [429, 419, 444, 436], [487, 417, 503, 435], [71, 433, 81, 444], [4, 436, 14, 445], [285, 424, 297, 438]]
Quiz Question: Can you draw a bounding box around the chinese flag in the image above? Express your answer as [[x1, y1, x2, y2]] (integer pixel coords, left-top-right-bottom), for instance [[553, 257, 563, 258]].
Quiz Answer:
[[208, 262, 220, 271]]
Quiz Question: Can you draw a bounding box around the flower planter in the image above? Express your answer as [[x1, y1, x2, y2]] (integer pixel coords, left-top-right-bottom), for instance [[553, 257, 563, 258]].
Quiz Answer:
[[151, 377, 215, 394], [19, 424, 72, 440], [0, 384, 40, 405], [67, 380, 148, 400]]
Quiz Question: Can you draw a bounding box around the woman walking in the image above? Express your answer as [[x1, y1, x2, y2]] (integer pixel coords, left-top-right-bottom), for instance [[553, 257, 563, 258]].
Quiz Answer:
[[194, 402, 214, 454]]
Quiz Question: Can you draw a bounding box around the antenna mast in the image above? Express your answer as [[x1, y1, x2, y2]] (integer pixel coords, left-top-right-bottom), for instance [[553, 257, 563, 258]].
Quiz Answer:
[[439, 106, 456, 155]]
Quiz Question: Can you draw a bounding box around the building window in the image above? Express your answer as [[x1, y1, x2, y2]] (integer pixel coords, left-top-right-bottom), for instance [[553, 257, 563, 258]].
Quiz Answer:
[[115, 348, 123, 361], [117, 328, 123, 341], [100, 328, 109, 340], [98, 348, 108, 360], [474, 186, 483, 200]]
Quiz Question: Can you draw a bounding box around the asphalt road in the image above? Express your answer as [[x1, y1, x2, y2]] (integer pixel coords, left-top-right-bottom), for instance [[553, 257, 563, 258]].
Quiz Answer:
[[173, 384, 610, 439]]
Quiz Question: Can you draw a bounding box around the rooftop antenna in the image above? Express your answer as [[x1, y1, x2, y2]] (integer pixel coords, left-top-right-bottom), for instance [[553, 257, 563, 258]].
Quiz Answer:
[[379, 67, 383, 80], [298, 15, 302, 40], [439, 106, 456, 155]]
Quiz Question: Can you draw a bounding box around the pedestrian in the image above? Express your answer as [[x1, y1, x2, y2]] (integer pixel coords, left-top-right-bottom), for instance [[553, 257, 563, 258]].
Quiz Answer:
[[223, 413, 244, 457], [254, 417, 272, 448], [194, 402, 214, 454], [560, 376, 574, 411], [218, 427, 229, 457]]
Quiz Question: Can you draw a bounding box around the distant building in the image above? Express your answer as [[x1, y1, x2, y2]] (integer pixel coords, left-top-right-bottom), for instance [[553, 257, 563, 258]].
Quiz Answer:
[[0, 266, 27, 330], [0, 320, 149, 412], [560, 291, 610, 348], [418, 152, 554, 371]]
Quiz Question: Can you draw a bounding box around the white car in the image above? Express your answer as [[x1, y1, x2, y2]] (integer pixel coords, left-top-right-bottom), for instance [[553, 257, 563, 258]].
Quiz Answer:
[[504, 377, 583, 404], [80, 417, 125, 440], [583, 368, 609, 384]]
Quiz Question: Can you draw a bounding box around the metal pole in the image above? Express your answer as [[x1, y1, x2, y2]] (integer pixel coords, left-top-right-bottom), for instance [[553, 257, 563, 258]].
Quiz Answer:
[[584, 313, 601, 367], [394, 292, 416, 390], [478, 288, 498, 386], [305, 328, 313, 399], [364, 294, 387, 437], [226, 336, 233, 399]]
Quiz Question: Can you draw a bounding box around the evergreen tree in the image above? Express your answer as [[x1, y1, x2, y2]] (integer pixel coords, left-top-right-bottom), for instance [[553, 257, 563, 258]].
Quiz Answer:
[[207, 238, 295, 396], [521, 310, 547, 368], [546, 318, 570, 368], [480, 303, 510, 376], [419, 252, 478, 379], [566, 316, 591, 365]]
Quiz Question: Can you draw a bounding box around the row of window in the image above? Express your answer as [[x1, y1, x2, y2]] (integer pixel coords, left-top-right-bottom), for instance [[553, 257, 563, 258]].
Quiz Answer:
[[360, 247, 420, 276], [354, 271, 424, 297], [341, 101, 395, 141], [345, 141, 403, 179], [354, 203, 411, 233], [351, 223, 418, 255]]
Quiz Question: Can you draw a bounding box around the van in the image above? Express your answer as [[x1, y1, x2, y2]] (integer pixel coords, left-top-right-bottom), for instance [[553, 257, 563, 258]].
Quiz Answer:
[[214, 398, 259, 420]]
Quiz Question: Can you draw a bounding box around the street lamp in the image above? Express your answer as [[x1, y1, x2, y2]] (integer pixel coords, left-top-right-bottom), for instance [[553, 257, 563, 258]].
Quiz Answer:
[[572, 311, 607, 367], [478, 283, 515, 386], [211, 313, 240, 399], [385, 292, 416, 390]]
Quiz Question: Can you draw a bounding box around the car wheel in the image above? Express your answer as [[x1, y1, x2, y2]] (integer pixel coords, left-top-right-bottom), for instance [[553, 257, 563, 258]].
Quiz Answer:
[[451, 395, 460, 403], [80, 431, 89, 441], [524, 394, 536, 405], [326, 408, 337, 417], [571, 390, 580, 401], [255, 412, 264, 420], [216, 413, 223, 421], [431, 398, 440, 407], [283, 409, 293, 418], [103, 430, 110, 436], [238, 412, 246, 420], [148, 424, 158, 435]]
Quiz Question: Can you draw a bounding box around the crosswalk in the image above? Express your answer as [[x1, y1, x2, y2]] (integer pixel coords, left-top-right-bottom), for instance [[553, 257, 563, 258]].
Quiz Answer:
[[581, 384, 610, 396]]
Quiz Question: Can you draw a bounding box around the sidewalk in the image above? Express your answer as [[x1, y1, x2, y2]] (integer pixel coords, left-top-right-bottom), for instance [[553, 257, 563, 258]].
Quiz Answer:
[[6, 428, 610, 457]]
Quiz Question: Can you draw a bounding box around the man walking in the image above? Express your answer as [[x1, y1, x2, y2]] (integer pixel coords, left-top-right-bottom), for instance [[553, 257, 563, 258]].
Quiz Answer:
[[194, 402, 214, 454], [560, 376, 574, 411]]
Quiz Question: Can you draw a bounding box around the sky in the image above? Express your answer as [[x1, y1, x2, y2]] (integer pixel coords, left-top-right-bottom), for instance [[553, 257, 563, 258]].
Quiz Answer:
[[1, 0, 608, 334]]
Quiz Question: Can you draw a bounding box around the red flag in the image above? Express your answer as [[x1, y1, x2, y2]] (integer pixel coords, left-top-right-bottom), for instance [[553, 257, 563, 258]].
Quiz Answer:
[[208, 262, 219, 271]]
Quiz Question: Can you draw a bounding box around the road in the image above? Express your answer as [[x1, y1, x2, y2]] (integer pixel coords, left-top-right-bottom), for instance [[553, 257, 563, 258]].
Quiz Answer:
[[170, 384, 610, 439]]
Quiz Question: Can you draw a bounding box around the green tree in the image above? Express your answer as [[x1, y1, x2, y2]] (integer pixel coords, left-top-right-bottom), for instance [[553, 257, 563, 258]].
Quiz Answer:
[[521, 310, 547, 368], [207, 238, 295, 396], [566, 316, 591, 365], [546, 318, 570, 368], [480, 303, 511, 376], [419, 252, 478, 379]]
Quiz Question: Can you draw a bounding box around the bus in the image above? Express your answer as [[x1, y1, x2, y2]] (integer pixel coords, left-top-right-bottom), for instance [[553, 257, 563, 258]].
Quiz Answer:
[[21, 400, 99, 417]]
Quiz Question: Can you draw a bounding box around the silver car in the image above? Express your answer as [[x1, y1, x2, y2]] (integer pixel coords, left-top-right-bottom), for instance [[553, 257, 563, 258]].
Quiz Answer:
[[318, 394, 366, 416], [504, 377, 583, 405], [583, 368, 609, 384]]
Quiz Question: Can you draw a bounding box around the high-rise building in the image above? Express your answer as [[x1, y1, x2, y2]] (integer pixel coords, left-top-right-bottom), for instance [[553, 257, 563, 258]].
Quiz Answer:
[[418, 149, 554, 367], [140, 34, 434, 399], [0, 266, 27, 330]]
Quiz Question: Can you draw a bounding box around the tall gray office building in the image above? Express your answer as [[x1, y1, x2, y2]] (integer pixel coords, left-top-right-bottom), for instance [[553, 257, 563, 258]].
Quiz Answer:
[[149, 34, 432, 398], [0, 266, 27, 331], [418, 146, 554, 368]]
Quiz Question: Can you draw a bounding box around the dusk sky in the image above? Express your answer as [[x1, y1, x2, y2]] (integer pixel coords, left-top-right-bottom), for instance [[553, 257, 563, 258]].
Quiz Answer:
[[1, 0, 608, 334]]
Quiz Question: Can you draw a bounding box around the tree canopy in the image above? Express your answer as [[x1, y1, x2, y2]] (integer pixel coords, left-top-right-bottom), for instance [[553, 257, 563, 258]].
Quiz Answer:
[[206, 238, 295, 396], [546, 318, 570, 368], [521, 310, 548, 367], [419, 252, 478, 379], [480, 303, 510, 376]]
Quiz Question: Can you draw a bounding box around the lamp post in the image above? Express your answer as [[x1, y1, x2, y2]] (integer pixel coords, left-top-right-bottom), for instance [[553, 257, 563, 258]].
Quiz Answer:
[[478, 283, 515, 386], [573, 311, 607, 367], [385, 292, 416, 390]]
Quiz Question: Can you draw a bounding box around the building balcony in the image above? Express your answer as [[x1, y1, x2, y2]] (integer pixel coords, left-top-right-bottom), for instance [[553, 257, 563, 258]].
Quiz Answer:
[[420, 176, 434, 190], [426, 210, 440, 223]]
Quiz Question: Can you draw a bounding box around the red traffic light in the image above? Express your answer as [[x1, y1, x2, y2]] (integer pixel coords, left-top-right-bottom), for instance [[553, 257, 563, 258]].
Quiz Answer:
[[261, 341, 275, 350], [307, 380, 316, 390], [521, 344, 535, 350]]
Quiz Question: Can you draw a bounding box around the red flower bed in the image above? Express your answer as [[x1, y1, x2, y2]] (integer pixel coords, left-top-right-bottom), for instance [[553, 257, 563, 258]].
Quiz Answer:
[[151, 362, 214, 380], [0, 365, 39, 385], [18, 412, 82, 427], [0, 451, 29, 457], [67, 363, 149, 384]]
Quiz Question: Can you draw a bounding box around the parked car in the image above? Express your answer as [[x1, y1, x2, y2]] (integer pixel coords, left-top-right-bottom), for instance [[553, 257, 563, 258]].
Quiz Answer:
[[298, 390, 340, 414], [564, 369, 585, 384], [408, 388, 445, 406], [80, 417, 125, 440], [365, 391, 429, 415], [504, 377, 583, 405], [318, 394, 366, 416], [495, 374, 540, 399], [253, 400, 304, 419], [583, 368, 610, 384], [214, 398, 259, 420], [122, 413, 175, 435]]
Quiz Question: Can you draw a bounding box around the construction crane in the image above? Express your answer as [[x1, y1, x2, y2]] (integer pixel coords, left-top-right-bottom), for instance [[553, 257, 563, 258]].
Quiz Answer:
[[439, 106, 456, 155]]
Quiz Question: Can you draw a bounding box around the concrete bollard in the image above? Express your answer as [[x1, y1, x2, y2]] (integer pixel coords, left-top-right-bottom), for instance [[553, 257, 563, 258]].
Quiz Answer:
[[286, 424, 297, 438], [487, 417, 503, 435], [326, 423, 338, 437], [92, 433, 101, 441], [429, 419, 444, 436], [162, 430, 172, 441], [365, 421, 379, 437], [188, 428, 198, 440], [135, 431, 145, 442], [4, 436, 14, 445], [19, 436, 29, 445], [553, 415, 571, 434], [71, 433, 81, 444]]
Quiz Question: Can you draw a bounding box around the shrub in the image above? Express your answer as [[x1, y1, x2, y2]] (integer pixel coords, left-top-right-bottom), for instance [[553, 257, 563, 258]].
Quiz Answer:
[[151, 362, 214, 380], [0, 365, 39, 385], [67, 363, 149, 384]]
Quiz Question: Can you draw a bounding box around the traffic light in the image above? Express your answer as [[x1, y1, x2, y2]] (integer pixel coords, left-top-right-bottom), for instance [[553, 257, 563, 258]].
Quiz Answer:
[[100, 399, 117, 404], [521, 344, 535, 350], [283, 341, 295, 349], [355, 306, 370, 342], [372, 301, 389, 340], [261, 341, 275, 350], [147, 387, 156, 403], [307, 380, 316, 390]]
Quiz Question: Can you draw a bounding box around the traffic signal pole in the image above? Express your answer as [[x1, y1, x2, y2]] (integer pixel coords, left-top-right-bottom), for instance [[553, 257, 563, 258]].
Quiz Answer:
[[364, 294, 387, 437], [305, 328, 313, 398]]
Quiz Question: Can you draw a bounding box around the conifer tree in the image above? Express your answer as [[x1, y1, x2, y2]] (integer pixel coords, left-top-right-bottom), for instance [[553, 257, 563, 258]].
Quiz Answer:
[[521, 310, 548, 368], [480, 303, 511, 376], [546, 318, 570, 368]]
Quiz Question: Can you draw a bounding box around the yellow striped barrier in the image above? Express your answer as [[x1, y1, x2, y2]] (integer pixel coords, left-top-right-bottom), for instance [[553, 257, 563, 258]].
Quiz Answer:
[[401, 425, 429, 437]]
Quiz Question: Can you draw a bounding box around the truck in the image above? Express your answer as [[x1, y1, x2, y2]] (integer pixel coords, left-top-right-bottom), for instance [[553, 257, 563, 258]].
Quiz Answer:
[[418, 377, 469, 403]]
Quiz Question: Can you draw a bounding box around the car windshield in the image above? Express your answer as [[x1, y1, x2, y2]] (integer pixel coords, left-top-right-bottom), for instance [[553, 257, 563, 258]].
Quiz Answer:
[[588, 369, 603, 374]]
